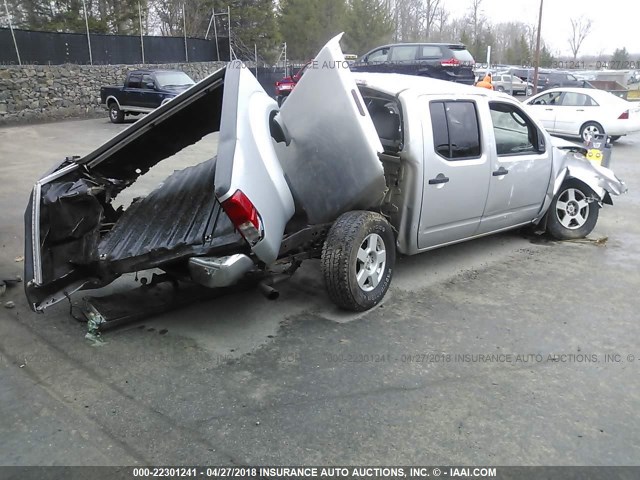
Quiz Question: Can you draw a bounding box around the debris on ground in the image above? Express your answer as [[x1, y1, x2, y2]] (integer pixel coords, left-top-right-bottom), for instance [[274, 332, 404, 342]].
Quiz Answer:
[[567, 236, 609, 246], [4, 301, 16, 309], [14, 256, 24, 262]]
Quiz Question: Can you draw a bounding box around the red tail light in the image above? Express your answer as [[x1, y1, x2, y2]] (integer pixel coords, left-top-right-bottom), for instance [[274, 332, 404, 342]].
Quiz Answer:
[[618, 110, 629, 120], [440, 58, 460, 67], [220, 190, 263, 245]]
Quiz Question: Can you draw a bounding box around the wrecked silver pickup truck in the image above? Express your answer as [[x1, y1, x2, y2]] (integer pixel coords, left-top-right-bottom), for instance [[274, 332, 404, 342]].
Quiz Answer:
[[24, 34, 626, 315]]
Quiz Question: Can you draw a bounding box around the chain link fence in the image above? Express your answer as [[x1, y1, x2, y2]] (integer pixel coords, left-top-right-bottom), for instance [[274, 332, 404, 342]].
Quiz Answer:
[[0, 27, 230, 65]]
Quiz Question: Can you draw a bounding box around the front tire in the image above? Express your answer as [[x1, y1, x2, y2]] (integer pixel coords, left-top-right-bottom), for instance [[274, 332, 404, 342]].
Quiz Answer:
[[108, 102, 124, 124], [321, 211, 395, 312], [547, 180, 599, 240]]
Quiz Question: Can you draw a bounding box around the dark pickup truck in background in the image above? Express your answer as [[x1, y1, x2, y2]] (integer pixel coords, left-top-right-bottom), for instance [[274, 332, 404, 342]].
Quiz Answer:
[[100, 69, 195, 123]]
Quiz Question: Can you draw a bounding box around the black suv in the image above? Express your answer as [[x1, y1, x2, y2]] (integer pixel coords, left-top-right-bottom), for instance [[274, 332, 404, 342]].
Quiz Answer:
[[350, 43, 475, 85]]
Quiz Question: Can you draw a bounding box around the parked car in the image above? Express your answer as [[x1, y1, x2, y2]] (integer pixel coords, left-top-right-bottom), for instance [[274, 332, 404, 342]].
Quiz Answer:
[[274, 61, 312, 106], [350, 42, 475, 85], [537, 71, 588, 91], [25, 35, 625, 316], [492, 73, 533, 96], [100, 69, 195, 123], [524, 87, 640, 142]]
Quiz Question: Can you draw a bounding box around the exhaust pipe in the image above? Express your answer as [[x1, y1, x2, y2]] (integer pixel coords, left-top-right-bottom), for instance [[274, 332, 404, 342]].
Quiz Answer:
[[257, 274, 291, 300], [258, 282, 280, 300]]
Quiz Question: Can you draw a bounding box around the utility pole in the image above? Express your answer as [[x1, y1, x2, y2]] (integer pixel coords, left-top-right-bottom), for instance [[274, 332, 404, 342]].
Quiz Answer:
[[183, 3, 188, 62], [227, 6, 232, 61], [138, 2, 145, 64], [533, 0, 544, 95], [81, 0, 93, 65], [3, 0, 21, 65]]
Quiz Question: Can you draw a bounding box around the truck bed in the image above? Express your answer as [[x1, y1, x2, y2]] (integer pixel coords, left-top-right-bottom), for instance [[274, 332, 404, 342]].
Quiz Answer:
[[98, 158, 244, 274]]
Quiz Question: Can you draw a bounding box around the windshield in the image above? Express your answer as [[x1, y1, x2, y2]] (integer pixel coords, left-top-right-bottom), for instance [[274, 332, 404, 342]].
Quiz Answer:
[[155, 71, 195, 88]]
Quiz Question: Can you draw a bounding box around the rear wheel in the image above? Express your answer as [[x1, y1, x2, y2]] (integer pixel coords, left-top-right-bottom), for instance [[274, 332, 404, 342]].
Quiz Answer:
[[547, 180, 599, 240], [496, 85, 505, 92], [321, 211, 395, 311], [580, 121, 604, 143], [108, 102, 124, 124]]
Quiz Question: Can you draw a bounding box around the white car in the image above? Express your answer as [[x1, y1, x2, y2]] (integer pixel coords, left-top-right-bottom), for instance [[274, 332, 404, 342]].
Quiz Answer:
[[524, 87, 640, 142]]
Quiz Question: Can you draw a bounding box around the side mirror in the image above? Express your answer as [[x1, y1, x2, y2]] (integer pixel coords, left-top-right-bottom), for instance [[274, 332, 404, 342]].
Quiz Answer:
[[145, 82, 155, 89]]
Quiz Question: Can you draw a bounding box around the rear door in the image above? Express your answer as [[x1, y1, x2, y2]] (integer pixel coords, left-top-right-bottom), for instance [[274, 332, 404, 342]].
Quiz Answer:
[[415, 45, 444, 79], [478, 101, 552, 233], [418, 97, 490, 249], [554, 91, 597, 135]]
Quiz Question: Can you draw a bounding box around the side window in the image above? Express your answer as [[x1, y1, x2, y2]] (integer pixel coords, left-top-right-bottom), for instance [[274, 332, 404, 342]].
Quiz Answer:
[[418, 46, 442, 58], [128, 74, 142, 89], [531, 92, 561, 105], [429, 100, 481, 160], [568, 74, 577, 81], [560, 92, 591, 106], [390, 45, 418, 62], [489, 102, 539, 156], [367, 48, 389, 63], [141, 74, 154, 89]]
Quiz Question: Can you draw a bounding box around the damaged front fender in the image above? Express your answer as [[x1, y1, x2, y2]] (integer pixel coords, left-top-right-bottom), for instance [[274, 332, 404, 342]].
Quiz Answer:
[[536, 137, 627, 223]]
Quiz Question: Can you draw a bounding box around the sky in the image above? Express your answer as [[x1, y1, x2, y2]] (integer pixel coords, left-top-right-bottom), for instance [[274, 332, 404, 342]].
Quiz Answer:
[[443, 0, 637, 57]]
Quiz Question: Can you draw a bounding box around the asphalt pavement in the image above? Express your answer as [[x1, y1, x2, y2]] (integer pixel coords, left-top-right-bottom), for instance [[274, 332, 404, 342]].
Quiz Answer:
[[1, 118, 639, 466]]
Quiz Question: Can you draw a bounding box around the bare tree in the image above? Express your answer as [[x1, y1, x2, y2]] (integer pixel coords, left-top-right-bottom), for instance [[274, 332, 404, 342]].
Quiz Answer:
[[568, 16, 592, 60], [433, 4, 449, 41], [468, 0, 483, 45], [421, 0, 441, 40]]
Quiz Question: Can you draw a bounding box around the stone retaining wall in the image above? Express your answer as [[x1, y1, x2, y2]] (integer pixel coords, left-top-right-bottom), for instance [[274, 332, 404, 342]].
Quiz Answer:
[[0, 62, 226, 125]]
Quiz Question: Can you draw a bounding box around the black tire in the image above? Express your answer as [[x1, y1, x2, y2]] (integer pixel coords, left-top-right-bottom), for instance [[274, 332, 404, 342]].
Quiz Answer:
[[321, 211, 395, 311], [108, 102, 124, 123], [580, 121, 604, 142], [277, 95, 288, 107], [547, 179, 599, 240], [496, 85, 505, 92]]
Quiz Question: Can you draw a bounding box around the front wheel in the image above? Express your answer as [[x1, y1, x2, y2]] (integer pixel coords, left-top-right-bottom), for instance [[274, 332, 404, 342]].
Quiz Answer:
[[547, 180, 599, 240], [321, 211, 395, 311]]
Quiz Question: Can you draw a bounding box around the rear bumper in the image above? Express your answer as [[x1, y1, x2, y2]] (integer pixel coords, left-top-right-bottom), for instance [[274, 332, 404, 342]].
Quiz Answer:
[[188, 254, 255, 288]]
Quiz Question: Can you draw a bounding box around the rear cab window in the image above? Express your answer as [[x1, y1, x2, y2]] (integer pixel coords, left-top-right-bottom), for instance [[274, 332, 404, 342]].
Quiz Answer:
[[127, 73, 142, 89], [429, 100, 481, 160]]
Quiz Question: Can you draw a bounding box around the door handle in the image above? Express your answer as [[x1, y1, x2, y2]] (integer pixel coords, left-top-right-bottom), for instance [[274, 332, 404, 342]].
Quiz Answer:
[[492, 167, 509, 177], [576, 109, 584, 112], [545, 108, 554, 111], [428, 173, 450, 185]]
